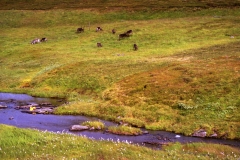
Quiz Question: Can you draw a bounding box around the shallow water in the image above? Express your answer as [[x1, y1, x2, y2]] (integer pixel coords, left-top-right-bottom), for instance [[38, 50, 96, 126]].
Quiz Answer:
[[0, 92, 239, 149]]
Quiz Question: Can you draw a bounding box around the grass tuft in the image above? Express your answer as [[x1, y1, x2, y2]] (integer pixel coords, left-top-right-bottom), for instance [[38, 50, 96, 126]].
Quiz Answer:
[[81, 121, 105, 130], [107, 125, 143, 136]]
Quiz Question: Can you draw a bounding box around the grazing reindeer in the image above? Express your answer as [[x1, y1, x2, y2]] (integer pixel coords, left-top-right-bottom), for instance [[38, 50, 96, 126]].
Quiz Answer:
[[96, 27, 103, 32], [126, 30, 133, 35], [133, 44, 138, 51], [118, 33, 129, 40], [40, 38, 47, 42], [97, 42, 102, 47], [118, 30, 133, 40], [112, 29, 116, 34], [77, 27, 84, 33], [31, 38, 40, 44]]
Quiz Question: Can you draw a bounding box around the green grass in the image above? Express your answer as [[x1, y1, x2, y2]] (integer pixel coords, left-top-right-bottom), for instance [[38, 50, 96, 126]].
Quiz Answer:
[[0, 0, 240, 146], [1, 124, 239, 160], [81, 121, 105, 130], [107, 125, 143, 135]]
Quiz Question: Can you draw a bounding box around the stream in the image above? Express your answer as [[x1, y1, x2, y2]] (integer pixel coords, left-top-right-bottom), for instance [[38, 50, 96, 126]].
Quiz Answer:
[[0, 92, 239, 149]]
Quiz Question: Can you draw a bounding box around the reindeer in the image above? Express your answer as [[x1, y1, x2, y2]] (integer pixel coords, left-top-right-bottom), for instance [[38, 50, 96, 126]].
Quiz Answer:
[[118, 30, 133, 40], [77, 27, 84, 33], [31, 38, 41, 44], [112, 29, 116, 34], [126, 30, 133, 35], [118, 33, 129, 40], [96, 27, 103, 32], [97, 42, 102, 47], [133, 44, 138, 51]]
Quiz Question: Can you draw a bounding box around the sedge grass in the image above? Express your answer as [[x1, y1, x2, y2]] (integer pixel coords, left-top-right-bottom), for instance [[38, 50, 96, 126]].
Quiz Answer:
[[81, 121, 105, 130], [107, 125, 143, 136]]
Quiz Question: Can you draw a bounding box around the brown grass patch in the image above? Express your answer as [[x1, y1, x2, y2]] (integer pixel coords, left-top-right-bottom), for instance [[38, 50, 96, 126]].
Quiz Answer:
[[103, 41, 240, 107]]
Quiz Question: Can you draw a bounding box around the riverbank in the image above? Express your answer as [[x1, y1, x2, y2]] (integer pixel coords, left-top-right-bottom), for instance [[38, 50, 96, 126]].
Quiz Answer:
[[1, 92, 240, 150], [0, 124, 239, 159], [1, 7, 240, 139], [0, 1, 240, 159]]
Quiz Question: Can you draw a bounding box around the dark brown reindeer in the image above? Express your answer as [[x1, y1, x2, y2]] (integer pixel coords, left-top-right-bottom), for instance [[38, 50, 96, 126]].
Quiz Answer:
[[133, 44, 138, 51], [118, 30, 133, 40], [97, 42, 102, 47], [126, 30, 133, 35], [112, 29, 116, 34], [118, 33, 129, 40], [76, 27, 84, 33]]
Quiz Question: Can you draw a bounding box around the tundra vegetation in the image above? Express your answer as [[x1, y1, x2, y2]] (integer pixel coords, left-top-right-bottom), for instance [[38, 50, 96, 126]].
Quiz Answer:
[[0, 0, 240, 159], [0, 124, 239, 160], [107, 125, 143, 136], [81, 121, 105, 130]]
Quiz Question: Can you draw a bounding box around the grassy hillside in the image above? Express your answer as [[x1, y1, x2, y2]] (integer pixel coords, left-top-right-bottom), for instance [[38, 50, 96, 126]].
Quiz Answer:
[[0, 124, 239, 159], [0, 0, 240, 140]]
